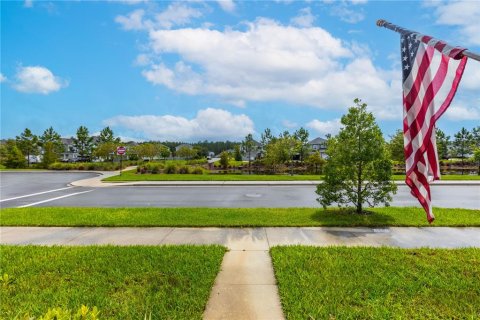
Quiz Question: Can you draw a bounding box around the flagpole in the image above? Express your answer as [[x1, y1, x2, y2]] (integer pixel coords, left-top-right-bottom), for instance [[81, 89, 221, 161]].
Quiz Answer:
[[376, 19, 480, 62]]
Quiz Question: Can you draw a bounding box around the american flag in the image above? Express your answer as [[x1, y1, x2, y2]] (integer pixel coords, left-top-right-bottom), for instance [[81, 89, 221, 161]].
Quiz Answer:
[[391, 22, 468, 222]]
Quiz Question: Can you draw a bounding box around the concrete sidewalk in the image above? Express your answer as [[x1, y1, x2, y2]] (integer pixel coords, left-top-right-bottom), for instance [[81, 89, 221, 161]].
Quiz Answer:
[[2, 226, 479, 248]]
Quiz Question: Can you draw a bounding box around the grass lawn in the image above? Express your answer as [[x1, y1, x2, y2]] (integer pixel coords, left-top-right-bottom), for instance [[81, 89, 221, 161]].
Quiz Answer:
[[270, 246, 480, 319], [392, 174, 480, 181], [1, 207, 479, 227], [103, 170, 322, 181], [0, 245, 225, 319]]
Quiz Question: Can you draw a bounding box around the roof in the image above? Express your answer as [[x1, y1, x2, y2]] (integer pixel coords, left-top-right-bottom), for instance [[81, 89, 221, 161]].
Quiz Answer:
[[308, 137, 327, 145]]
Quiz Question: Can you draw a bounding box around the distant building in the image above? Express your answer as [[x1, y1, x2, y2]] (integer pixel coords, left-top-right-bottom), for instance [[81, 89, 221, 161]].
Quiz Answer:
[[308, 137, 328, 158]]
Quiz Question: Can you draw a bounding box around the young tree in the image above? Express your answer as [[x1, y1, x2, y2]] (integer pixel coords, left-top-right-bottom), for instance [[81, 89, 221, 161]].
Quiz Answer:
[[316, 99, 397, 214], [72, 126, 94, 160], [158, 144, 171, 160], [98, 126, 120, 144], [435, 128, 450, 160], [294, 127, 310, 163], [234, 144, 242, 161], [219, 151, 230, 170], [16, 128, 38, 167], [387, 129, 404, 163], [0, 140, 26, 168], [472, 126, 480, 149], [94, 142, 117, 161], [474, 148, 480, 175], [260, 128, 274, 150], [452, 127, 473, 171], [242, 133, 255, 174], [306, 151, 325, 174], [39, 127, 64, 161], [176, 145, 197, 160], [41, 142, 58, 168]]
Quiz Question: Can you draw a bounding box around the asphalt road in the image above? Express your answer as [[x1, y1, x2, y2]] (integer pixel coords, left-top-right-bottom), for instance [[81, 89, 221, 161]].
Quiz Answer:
[[1, 172, 479, 209]]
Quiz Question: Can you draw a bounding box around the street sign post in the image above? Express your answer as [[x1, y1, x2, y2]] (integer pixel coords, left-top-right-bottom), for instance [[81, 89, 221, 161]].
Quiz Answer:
[[116, 146, 126, 174]]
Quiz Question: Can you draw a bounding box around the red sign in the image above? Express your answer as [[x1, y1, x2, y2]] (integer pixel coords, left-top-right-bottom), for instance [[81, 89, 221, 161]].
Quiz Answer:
[[116, 146, 126, 155]]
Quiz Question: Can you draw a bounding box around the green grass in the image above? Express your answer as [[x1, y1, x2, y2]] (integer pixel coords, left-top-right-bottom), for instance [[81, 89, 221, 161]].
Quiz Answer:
[[104, 170, 322, 181], [271, 246, 480, 319], [392, 174, 480, 180], [1, 207, 479, 227], [0, 245, 225, 319]]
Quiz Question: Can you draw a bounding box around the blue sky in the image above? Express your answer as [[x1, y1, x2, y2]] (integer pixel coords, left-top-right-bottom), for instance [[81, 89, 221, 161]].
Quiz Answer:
[[1, 0, 479, 142]]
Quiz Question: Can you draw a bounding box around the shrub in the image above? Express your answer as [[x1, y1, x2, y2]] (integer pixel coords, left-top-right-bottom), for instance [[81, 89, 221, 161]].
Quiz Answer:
[[191, 167, 204, 175], [164, 163, 177, 174], [178, 165, 190, 174]]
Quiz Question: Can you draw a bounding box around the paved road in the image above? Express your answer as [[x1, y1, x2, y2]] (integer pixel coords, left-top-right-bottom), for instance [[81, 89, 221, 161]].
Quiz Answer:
[[1, 172, 479, 209]]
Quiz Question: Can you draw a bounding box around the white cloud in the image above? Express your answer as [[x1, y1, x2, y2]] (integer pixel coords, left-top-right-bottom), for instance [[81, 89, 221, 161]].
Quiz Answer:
[[445, 104, 480, 121], [330, 4, 365, 23], [115, 9, 146, 30], [115, 3, 202, 31], [155, 2, 203, 29], [307, 118, 342, 136], [290, 7, 315, 28], [460, 57, 480, 90], [217, 0, 236, 13], [13, 66, 68, 94], [139, 19, 401, 119], [433, 1, 480, 46], [0, 73, 6, 83], [282, 120, 298, 129], [24, 0, 33, 8], [104, 108, 254, 141], [134, 53, 151, 66]]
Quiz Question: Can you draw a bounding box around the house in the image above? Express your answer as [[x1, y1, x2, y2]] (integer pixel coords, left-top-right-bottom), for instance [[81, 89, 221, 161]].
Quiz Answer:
[[308, 137, 328, 158]]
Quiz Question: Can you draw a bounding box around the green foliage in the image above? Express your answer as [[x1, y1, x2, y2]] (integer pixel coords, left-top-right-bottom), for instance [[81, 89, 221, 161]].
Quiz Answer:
[[48, 162, 126, 171], [219, 151, 230, 169], [260, 128, 274, 149], [72, 126, 94, 159], [191, 167, 204, 175], [234, 144, 242, 161], [177, 165, 190, 174], [452, 127, 473, 165], [271, 247, 480, 319], [16, 128, 38, 167], [39, 127, 64, 156], [242, 133, 256, 172], [294, 127, 310, 162], [436, 128, 450, 160], [41, 142, 58, 169], [176, 145, 197, 159], [98, 126, 120, 144], [316, 99, 397, 213], [473, 148, 480, 175], [387, 129, 404, 162], [93, 142, 118, 161], [305, 151, 325, 174], [164, 163, 177, 174], [0, 140, 26, 168]]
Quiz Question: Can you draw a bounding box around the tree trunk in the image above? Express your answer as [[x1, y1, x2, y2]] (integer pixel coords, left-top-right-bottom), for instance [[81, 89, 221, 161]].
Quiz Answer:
[[357, 162, 363, 214]]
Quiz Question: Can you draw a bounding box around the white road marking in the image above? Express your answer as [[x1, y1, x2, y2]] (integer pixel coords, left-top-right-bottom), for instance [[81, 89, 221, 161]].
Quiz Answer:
[[17, 190, 94, 208], [0, 186, 75, 202]]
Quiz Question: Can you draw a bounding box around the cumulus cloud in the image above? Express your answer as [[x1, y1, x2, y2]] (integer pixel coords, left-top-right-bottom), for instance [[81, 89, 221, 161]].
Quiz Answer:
[[290, 7, 315, 27], [115, 3, 202, 30], [445, 104, 480, 121], [13, 66, 68, 94], [104, 108, 254, 141], [115, 9, 146, 30], [433, 1, 480, 46], [217, 0, 236, 13], [307, 118, 342, 136], [139, 19, 401, 119], [330, 4, 365, 23], [0, 73, 6, 83]]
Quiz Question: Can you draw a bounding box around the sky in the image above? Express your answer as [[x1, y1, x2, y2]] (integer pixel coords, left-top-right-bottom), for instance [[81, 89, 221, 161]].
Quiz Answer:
[[1, 0, 479, 142]]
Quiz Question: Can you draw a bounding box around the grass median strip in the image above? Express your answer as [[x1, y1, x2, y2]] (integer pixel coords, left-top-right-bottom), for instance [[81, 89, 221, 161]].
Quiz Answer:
[[103, 170, 323, 181], [0, 245, 225, 319], [1, 207, 479, 227], [270, 246, 480, 319], [103, 170, 480, 181]]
